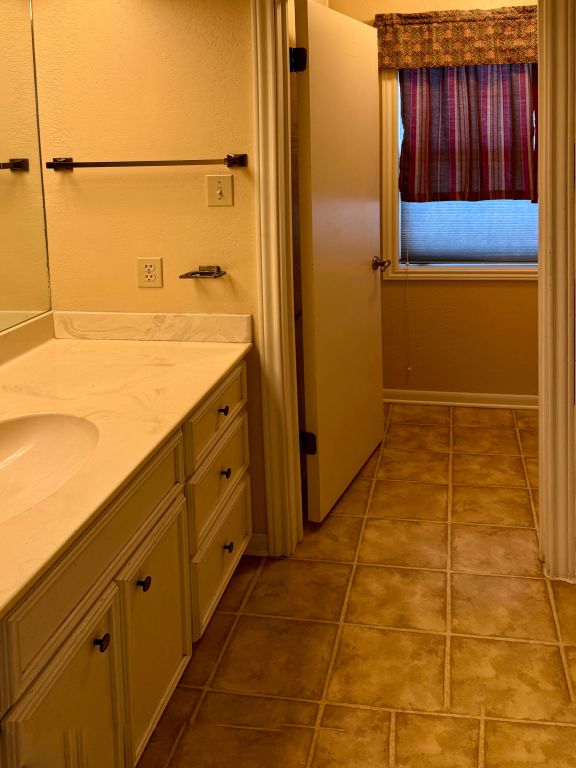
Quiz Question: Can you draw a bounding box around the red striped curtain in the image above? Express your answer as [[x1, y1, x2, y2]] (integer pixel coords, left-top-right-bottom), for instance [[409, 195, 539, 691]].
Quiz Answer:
[[399, 64, 538, 203]]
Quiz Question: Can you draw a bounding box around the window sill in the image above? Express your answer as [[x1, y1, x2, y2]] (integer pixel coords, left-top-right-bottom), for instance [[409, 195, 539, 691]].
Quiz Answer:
[[383, 264, 538, 282]]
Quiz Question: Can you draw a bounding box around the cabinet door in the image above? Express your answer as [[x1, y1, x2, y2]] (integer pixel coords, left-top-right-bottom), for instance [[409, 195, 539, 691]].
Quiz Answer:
[[117, 495, 191, 764], [2, 585, 124, 768]]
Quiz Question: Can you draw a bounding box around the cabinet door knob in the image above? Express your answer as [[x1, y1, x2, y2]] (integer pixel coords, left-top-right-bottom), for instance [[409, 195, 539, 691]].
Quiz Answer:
[[93, 633, 111, 653], [137, 576, 153, 592], [220, 467, 232, 479], [218, 405, 230, 416], [223, 541, 234, 554]]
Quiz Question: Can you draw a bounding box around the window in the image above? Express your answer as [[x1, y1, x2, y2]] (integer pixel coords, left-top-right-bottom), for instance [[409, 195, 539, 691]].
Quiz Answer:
[[385, 65, 539, 276], [375, 8, 538, 278]]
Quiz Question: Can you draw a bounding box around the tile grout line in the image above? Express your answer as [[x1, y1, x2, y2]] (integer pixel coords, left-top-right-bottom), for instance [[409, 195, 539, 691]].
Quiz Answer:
[[388, 710, 397, 768], [545, 576, 576, 703], [513, 409, 540, 537], [304, 413, 391, 768], [384, 445, 527, 459], [333, 511, 536, 531], [385, 402, 397, 768], [188, 681, 576, 729], [362, 475, 529, 490], [478, 705, 486, 768], [369, 477, 534, 492], [443, 406, 453, 711], [375, 518, 533, 531], [514, 405, 575, 706], [164, 557, 266, 768], [388, 445, 524, 454], [223, 606, 565, 646], [185, 685, 317, 703], [291, 555, 547, 580]]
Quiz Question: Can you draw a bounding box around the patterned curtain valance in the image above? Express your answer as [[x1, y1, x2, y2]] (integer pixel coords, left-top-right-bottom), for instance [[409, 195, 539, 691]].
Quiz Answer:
[[375, 6, 538, 70]]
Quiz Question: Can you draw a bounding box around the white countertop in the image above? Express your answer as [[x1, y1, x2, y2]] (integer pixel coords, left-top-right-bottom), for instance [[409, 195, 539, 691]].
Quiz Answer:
[[0, 338, 251, 617]]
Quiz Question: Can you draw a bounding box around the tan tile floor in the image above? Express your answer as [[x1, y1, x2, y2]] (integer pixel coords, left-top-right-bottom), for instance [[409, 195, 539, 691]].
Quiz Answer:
[[138, 405, 576, 768]]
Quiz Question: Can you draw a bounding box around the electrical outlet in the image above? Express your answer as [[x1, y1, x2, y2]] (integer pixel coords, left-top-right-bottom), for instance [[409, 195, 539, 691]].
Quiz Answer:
[[206, 174, 234, 206], [137, 257, 163, 288]]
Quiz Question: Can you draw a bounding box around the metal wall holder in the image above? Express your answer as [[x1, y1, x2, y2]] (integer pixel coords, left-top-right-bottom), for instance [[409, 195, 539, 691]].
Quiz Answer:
[[46, 154, 248, 171], [179, 266, 227, 279], [0, 158, 29, 172]]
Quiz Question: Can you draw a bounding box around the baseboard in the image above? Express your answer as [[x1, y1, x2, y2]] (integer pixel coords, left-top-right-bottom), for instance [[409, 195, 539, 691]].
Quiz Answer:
[[246, 532, 269, 557], [383, 388, 539, 409]]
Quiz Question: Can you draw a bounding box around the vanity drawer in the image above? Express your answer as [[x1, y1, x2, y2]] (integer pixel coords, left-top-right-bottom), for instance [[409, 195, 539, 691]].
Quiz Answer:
[[185, 414, 249, 551], [4, 433, 184, 705], [183, 363, 246, 474], [190, 479, 252, 641]]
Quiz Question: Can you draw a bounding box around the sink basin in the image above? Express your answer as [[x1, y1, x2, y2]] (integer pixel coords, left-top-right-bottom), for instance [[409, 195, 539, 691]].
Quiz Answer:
[[0, 414, 99, 524]]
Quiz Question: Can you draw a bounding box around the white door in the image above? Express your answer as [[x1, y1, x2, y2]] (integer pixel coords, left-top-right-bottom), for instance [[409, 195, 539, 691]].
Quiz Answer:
[[296, 0, 383, 522]]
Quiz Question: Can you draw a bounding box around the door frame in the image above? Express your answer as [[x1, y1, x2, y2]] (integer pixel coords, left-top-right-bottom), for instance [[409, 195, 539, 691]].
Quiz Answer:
[[254, 0, 576, 578], [538, 0, 576, 580], [252, 0, 302, 556]]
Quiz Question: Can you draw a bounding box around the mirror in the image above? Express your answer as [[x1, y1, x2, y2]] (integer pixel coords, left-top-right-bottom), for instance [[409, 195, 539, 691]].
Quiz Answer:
[[0, 0, 50, 333]]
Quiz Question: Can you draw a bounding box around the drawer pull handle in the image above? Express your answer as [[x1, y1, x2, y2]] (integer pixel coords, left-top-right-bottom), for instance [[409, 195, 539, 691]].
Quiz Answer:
[[221, 467, 232, 479], [223, 541, 234, 554], [93, 633, 111, 653], [137, 576, 153, 593], [218, 405, 230, 416]]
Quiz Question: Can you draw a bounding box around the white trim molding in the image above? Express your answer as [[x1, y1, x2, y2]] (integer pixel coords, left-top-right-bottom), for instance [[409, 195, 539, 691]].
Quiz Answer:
[[383, 389, 538, 409], [538, 0, 576, 580], [380, 69, 400, 276], [246, 532, 270, 557], [252, 0, 303, 556], [384, 265, 539, 282]]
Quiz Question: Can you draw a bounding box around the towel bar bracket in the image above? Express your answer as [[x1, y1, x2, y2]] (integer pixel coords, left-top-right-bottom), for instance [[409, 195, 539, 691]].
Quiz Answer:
[[0, 158, 29, 172]]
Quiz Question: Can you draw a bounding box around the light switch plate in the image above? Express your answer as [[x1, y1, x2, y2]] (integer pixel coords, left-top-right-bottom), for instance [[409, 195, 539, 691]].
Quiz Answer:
[[206, 174, 234, 207]]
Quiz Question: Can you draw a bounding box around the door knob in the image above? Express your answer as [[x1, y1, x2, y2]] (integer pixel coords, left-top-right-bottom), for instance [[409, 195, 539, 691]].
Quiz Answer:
[[137, 576, 153, 592], [372, 257, 391, 272], [93, 633, 111, 653]]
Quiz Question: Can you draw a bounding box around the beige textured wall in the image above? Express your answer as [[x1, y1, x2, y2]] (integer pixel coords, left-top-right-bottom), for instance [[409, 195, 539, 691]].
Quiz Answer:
[[0, 1, 50, 315], [33, 0, 256, 319], [33, 0, 267, 532], [330, 0, 535, 24], [382, 281, 538, 395], [330, 0, 539, 397]]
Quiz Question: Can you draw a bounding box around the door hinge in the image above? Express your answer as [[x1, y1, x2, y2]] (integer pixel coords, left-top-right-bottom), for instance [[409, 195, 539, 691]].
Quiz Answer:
[[300, 431, 317, 455], [290, 47, 308, 73]]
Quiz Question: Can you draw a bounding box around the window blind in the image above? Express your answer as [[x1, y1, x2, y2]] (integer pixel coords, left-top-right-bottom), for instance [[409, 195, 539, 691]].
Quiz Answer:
[[400, 199, 538, 264]]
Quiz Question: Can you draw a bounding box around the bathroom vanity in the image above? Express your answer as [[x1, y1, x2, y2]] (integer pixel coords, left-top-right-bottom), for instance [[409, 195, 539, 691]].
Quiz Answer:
[[0, 337, 252, 766]]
